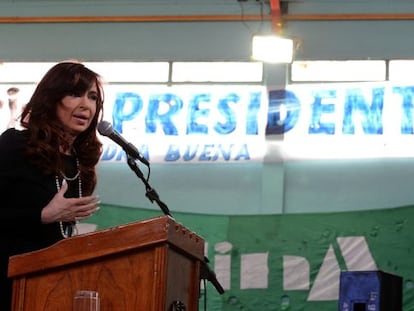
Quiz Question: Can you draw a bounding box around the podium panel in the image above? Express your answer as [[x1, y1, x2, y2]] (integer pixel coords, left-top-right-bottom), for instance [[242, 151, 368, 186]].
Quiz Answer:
[[8, 216, 204, 311], [338, 270, 402, 311]]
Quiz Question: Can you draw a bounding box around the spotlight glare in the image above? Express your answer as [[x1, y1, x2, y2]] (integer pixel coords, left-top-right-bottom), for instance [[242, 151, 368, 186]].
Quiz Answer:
[[252, 35, 294, 63]]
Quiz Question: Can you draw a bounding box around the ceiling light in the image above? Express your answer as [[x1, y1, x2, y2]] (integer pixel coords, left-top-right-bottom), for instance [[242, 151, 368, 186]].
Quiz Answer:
[[251, 35, 294, 64]]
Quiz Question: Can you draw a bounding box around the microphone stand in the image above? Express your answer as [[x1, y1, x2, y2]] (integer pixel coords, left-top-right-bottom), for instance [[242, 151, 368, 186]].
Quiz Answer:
[[126, 155, 172, 217], [200, 256, 225, 295], [126, 154, 224, 295]]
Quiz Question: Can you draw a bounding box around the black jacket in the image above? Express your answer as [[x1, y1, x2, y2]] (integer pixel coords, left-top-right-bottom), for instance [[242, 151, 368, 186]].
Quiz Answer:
[[0, 128, 78, 310]]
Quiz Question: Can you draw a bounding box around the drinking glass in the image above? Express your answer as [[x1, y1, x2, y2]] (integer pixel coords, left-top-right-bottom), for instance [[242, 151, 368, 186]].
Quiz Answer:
[[73, 290, 100, 311]]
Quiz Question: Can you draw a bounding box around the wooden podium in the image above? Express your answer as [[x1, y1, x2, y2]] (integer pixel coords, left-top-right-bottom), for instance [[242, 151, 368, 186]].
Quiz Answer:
[[8, 215, 205, 311]]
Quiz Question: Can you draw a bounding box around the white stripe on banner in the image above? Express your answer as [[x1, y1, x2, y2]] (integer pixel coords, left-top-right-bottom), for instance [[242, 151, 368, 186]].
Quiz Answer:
[[337, 236, 378, 271]]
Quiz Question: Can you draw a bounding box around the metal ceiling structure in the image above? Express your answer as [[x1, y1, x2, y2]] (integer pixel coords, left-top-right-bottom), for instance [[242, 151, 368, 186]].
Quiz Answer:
[[2, 0, 414, 24]]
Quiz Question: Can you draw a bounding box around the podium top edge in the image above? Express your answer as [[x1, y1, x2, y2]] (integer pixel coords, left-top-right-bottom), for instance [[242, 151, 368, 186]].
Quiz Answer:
[[8, 215, 205, 278]]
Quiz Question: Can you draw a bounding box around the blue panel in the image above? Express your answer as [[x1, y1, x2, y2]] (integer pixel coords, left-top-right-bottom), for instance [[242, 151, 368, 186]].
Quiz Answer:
[[339, 271, 381, 311], [338, 271, 402, 311]]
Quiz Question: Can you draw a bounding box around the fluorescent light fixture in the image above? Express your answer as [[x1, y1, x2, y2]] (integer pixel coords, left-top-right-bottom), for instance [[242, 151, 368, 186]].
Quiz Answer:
[[0, 62, 55, 83], [251, 35, 293, 64], [389, 60, 414, 82], [172, 62, 263, 82], [291, 60, 386, 82], [0, 62, 170, 83], [84, 62, 169, 83]]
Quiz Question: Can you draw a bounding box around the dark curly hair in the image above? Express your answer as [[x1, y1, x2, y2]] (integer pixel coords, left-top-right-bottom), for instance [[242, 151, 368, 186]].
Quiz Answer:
[[20, 62, 104, 195]]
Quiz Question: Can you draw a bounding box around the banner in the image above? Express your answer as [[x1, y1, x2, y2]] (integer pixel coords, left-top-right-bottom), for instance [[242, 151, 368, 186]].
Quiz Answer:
[[4, 81, 414, 162], [269, 83, 414, 159], [85, 204, 414, 310], [100, 85, 267, 163]]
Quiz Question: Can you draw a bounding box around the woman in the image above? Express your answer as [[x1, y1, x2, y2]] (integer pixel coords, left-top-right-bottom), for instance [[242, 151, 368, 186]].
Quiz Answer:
[[0, 62, 103, 310]]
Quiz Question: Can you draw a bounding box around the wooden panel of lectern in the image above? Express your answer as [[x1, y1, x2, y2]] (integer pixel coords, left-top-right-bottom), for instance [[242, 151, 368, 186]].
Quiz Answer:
[[8, 215, 204, 311]]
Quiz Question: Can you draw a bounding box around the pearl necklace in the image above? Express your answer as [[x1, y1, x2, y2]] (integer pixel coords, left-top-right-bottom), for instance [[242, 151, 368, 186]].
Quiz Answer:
[[55, 157, 82, 238]]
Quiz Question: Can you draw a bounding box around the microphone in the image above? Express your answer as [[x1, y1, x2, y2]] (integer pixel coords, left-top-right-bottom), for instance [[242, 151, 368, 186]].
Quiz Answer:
[[98, 121, 149, 166]]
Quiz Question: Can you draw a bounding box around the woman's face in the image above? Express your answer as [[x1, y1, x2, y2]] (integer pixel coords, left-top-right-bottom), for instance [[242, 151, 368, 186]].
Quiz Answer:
[[56, 83, 99, 140]]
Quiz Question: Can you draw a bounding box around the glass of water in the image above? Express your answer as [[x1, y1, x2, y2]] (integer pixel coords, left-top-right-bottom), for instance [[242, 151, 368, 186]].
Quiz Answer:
[[73, 290, 100, 311]]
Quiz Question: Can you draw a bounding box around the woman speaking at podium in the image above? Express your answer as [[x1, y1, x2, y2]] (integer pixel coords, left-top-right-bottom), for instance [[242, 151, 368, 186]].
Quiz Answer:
[[0, 61, 103, 310]]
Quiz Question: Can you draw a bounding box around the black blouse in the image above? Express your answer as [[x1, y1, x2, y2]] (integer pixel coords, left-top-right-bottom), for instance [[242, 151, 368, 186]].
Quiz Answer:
[[0, 128, 80, 310]]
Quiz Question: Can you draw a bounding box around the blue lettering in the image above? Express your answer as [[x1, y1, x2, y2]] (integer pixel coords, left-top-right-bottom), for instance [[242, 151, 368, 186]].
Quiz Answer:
[[234, 144, 250, 160], [199, 144, 216, 161], [112, 92, 143, 133], [342, 88, 384, 134], [100, 144, 149, 162], [266, 90, 301, 135], [309, 90, 336, 134], [100, 145, 127, 161], [214, 93, 239, 135], [164, 145, 181, 161], [164, 144, 250, 162], [110, 90, 264, 138], [187, 94, 210, 135], [100, 145, 119, 161], [146, 94, 183, 135], [217, 145, 232, 161], [246, 92, 261, 135], [393, 86, 414, 134], [183, 145, 198, 161]]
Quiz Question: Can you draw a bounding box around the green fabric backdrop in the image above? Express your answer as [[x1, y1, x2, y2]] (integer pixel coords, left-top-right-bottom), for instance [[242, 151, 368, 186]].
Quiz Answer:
[[85, 204, 414, 310]]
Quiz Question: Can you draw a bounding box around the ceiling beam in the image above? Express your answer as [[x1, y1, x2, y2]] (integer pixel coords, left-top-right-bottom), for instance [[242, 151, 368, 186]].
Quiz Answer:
[[269, 0, 282, 33]]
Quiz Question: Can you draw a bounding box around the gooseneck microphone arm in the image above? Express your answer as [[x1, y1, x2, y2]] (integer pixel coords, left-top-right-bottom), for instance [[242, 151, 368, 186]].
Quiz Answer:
[[126, 154, 172, 218]]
